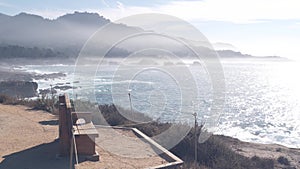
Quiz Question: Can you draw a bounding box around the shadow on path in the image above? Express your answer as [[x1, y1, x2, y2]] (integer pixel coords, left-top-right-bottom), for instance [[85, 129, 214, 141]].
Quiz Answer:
[[0, 139, 70, 169], [39, 120, 59, 125]]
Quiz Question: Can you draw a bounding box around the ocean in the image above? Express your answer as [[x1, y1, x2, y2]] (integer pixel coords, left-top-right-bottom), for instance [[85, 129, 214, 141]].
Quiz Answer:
[[20, 59, 300, 148]]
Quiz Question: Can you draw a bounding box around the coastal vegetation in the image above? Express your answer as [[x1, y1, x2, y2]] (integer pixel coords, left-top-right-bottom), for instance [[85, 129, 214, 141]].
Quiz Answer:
[[98, 104, 275, 169]]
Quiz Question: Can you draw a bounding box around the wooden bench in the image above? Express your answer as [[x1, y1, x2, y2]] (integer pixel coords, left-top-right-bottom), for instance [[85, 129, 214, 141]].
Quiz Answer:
[[59, 94, 99, 161], [72, 112, 99, 160]]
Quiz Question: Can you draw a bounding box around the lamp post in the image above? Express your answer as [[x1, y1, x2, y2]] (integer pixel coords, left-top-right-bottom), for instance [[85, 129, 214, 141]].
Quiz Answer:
[[128, 89, 133, 118]]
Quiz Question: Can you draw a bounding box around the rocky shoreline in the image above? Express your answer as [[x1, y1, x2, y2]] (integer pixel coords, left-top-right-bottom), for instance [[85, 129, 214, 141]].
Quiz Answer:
[[220, 135, 300, 169], [0, 81, 38, 97], [0, 65, 69, 97]]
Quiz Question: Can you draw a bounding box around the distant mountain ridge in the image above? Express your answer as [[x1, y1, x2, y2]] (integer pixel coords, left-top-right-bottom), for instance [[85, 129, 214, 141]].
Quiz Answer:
[[0, 12, 140, 51], [56, 11, 110, 26], [0, 11, 282, 60]]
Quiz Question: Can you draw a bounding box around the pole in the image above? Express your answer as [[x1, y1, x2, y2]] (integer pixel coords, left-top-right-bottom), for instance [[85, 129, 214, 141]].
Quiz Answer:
[[128, 91, 133, 118], [50, 84, 55, 113], [193, 112, 198, 165], [50, 84, 54, 98]]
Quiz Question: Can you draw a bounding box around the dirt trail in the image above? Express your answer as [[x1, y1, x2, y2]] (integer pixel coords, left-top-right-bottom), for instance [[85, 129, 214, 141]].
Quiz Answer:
[[0, 104, 58, 160], [0, 104, 65, 169]]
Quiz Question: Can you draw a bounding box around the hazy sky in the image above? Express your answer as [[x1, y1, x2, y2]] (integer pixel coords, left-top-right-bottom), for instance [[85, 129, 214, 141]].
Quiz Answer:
[[1, 0, 300, 59]]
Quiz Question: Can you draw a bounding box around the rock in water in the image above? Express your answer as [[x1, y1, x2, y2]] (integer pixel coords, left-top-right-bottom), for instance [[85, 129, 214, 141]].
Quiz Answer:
[[0, 81, 38, 97]]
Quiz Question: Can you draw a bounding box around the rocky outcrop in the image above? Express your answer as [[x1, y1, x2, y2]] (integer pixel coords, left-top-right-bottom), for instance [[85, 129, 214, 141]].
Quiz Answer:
[[33, 72, 66, 80], [0, 81, 38, 97]]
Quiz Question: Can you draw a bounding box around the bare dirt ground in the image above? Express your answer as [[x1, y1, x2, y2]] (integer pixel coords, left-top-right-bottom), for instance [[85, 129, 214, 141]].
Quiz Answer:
[[0, 104, 58, 161], [0, 104, 68, 169], [75, 127, 169, 169]]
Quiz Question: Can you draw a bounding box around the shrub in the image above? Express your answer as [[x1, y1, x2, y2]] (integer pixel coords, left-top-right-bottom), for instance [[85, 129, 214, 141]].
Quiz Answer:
[[0, 94, 57, 113], [0, 94, 12, 103], [277, 156, 290, 165], [251, 155, 274, 169]]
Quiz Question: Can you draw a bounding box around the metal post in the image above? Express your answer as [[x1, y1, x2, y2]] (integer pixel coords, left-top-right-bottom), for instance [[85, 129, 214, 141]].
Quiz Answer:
[[192, 112, 198, 165], [128, 91, 133, 118], [50, 84, 54, 112], [50, 84, 54, 98]]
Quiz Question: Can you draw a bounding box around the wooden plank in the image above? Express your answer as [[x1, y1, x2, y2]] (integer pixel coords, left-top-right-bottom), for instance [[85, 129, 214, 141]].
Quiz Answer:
[[132, 128, 183, 169], [74, 122, 99, 136], [59, 94, 71, 155], [64, 94, 72, 109]]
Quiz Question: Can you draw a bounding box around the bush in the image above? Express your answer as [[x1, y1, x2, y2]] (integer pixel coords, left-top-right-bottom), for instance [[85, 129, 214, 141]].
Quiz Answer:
[[0, 94, 12, 103], [277, 156, 290, 165], [171, 135, 274, 169], [251, 156, 274, 169], [0, 94, 57, 113]]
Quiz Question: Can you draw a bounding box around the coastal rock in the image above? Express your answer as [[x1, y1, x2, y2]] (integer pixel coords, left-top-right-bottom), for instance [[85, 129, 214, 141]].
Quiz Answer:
[[0, 81, 38, 97], [53, 85, 76, 91], [39, 88, 57, 95], [33, 72, 66, 80]]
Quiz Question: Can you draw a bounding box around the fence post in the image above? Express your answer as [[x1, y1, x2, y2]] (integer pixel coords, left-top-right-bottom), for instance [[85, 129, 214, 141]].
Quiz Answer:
[[59, 94, 72, 155]]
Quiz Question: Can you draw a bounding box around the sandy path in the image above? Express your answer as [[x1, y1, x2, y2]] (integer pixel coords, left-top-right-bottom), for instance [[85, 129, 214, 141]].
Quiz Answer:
[[75, 127, 169, 169], [0, 104, 65, 169], [0, 104, 58, 160]]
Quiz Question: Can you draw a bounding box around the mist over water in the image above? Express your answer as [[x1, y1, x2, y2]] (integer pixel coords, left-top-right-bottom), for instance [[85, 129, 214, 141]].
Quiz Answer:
[[23, 59, 300, 148]]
